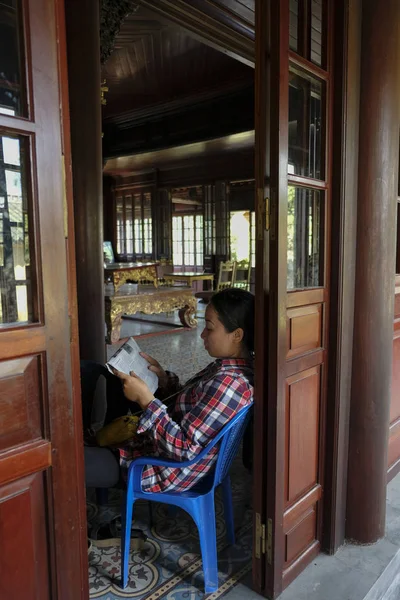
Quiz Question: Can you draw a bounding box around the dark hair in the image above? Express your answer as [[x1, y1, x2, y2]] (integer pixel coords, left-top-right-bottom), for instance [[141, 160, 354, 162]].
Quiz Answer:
[[210, 288, 255, 356]]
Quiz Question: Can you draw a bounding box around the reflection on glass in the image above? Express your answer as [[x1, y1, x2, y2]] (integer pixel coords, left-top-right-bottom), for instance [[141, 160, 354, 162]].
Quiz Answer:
[[287, 186, 323, 290], [311, 0, 323, 66], [289, 70, 323, 179], [0, 133, 34, 324], [0, 1, 26, 116], [289, 0, 299, 52]]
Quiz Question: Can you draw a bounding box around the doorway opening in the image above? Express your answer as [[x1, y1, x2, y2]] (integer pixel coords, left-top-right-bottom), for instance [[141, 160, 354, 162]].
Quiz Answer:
[[85, 3, 257, 599]]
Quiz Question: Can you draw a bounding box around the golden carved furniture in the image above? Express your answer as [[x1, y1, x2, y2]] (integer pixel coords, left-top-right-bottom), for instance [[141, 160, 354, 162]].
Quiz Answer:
[[105, 286, 198, 344], [163, 271, 214, 290], [104, 262, 158, 292]]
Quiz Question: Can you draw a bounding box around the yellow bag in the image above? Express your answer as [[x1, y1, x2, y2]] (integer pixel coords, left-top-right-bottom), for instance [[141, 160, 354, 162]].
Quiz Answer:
[[95, 415, 140, 447]]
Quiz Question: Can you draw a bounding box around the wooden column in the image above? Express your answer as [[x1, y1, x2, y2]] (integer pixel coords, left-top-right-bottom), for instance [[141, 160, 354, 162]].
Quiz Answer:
[[64, 0, 105, 362], [346, 0, 400, 543], [155, 188, 172, 260], [214, 181, 230, 265]]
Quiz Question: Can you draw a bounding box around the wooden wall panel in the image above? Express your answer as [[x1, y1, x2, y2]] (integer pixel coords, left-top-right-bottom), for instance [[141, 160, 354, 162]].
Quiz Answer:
[[0, 473, 51, 600], [0, 356, 43, 452], [388, 422, 400, 469], [390, 333, 400, 424], [285, 367, 320, 504], [388, 288, 400, 479]]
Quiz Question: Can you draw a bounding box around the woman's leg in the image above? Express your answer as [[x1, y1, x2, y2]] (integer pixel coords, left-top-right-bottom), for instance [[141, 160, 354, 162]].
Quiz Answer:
[[84, 446, 120, 488]]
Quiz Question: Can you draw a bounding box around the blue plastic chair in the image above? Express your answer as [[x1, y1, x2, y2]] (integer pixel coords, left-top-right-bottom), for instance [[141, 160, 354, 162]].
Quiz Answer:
[[120, 403, 253, 594]]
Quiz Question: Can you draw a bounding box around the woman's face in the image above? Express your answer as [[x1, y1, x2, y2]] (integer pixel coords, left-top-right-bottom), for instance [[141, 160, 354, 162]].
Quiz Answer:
[[201, 304, 244, 358]]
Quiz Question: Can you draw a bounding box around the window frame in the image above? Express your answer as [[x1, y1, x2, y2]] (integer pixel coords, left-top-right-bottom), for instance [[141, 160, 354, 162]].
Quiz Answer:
[[172, 212, 204, 271], [114, 187, 154, 261]]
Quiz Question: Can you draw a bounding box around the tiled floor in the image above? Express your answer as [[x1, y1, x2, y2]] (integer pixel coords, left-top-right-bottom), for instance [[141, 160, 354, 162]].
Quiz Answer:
[[107, 311, 210, 382]]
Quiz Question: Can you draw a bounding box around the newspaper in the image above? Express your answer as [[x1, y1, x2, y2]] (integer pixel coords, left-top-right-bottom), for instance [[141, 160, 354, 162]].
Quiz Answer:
[[106, 337, 158, 394]]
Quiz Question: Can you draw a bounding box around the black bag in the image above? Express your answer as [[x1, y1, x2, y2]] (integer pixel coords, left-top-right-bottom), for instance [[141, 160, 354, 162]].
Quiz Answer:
[[80, 360, 140, 432]]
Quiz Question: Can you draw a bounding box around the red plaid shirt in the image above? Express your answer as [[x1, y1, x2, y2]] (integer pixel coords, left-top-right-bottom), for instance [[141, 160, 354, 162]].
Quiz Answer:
[[118, 358, 254, 493]]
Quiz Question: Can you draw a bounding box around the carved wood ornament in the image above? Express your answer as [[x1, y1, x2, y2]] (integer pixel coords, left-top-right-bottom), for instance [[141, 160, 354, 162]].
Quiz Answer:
[[100, 0, 139, 64]]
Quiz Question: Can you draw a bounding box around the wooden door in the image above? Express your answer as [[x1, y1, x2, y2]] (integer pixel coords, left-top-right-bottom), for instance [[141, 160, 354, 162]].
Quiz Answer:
[[253, 0, 332, 596], [0, 1, 88, 599]]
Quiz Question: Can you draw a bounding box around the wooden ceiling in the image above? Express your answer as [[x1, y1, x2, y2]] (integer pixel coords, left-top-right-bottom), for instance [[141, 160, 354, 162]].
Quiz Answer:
[[102, 4, 253, 121], [101, 1, 255, 166]]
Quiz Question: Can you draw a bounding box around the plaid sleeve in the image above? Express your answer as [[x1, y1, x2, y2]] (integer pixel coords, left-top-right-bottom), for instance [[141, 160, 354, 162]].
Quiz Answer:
[[136, 372, 252, 462]]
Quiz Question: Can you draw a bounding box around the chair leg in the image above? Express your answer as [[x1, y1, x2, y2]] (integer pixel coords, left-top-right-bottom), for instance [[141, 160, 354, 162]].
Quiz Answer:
[[148, 501, 154, 527], [195, 495, 219, 594], [221, 476, 235, 545], [121, 495, 135, 589]]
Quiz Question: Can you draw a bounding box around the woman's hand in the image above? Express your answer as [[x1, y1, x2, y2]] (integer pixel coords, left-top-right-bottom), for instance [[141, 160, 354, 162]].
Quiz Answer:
[[140, 352, 168, 389], [112, 369, 154, 410]]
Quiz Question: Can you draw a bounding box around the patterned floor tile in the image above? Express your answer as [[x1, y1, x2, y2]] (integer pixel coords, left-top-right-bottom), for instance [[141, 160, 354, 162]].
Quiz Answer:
[[88, 456, 252, 600]]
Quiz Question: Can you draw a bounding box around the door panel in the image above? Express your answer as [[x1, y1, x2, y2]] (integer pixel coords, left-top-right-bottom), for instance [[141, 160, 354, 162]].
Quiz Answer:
[[0, 1, 87, 598], [287, 305, 322, 358], [285, 366, 320, 504], [0, 355, 43, 451], [0, 474, 51, 600], [254, 0, 331, 596]]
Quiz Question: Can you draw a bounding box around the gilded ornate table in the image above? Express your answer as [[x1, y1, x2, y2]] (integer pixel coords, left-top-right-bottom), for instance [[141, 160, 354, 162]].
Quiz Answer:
[[163, 271, 214, 290], [105, 287, 198, 344], [104, 262, 158, 292]]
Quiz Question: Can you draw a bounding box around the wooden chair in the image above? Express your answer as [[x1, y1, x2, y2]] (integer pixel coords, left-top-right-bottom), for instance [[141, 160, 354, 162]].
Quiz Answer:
[[156, 262, 174, 286], [216, 260, 236, 290], [233, 259, 251, 290], [195, 260, 236, 304]]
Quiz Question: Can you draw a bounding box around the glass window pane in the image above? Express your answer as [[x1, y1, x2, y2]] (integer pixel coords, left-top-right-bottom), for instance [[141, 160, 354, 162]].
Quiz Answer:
[[230, 210, 250, 262], [289, 0, 299, 52], [172, 216, 183, 266], [250, 211, 256, 268], [116, 197, 124, 254], [3, 136, 20, 165], [0, 1, 27, 117], [311, 0, 323, 66], [0, 133, 34, 324], [287, 186, 323, 290], [289, 69, 324, 179]]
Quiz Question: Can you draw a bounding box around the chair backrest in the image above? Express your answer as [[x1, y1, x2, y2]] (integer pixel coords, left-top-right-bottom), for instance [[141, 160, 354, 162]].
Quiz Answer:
[[216, 260, 236, 291], [233, 259, 251, 290], [156, 263, 174, 286], [213, 403, 253, 486]]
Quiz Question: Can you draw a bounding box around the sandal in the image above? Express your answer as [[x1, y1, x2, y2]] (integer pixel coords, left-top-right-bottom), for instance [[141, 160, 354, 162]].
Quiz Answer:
[[89, 516, 146, 549]]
